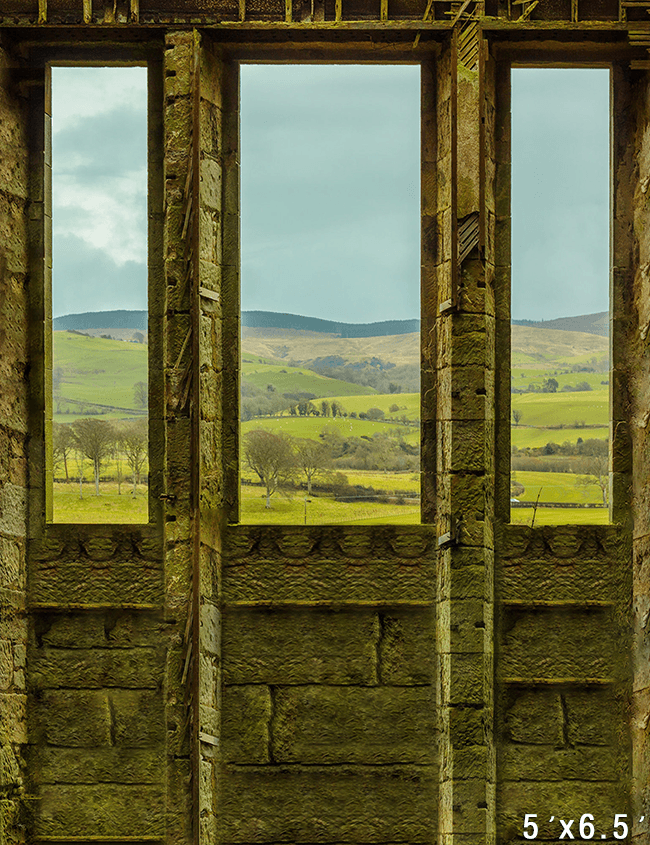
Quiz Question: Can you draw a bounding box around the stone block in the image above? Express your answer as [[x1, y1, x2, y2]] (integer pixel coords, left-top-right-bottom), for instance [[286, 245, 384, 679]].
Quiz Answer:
[[222, 607, 378, 685], [222, 685, 271, 764], [110, 689, 164, 747], [450, 705, 485, 748], [380, 607, 436, 685], [31, 647, 162, 689], [37, 612, 105, 649], [0, 640, 12, 690], [0, 537, 22, 589], [41, 690, 111, 747], [0, 693, 26, 745], [448, 654, 484, 705], [564, 687, 616, 746], [503, 688, 562, 745], [219, 766, 437, 843], [273, 686, 436, 765], [500, 745, 621, 782], [104, 611, 168, 647], [500, 607, 615, 682], [35, 784, 164, 838], [36, 746, 164, 784], [200, 155, 222, 211]]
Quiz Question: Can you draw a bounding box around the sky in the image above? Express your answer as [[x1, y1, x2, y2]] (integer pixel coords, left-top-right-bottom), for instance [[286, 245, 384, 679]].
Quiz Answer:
[[511, 68, 610, 321], [51, 67, 148, 318], [51, 65, 610, 323]]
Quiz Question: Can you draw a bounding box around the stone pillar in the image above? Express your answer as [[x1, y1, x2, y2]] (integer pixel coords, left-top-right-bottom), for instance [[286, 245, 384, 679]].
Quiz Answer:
[[0, 34, 30, 845], [437, 24, 497, 845]]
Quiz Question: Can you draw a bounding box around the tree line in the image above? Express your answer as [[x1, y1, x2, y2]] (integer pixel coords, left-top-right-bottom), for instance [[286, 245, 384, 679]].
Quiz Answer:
[[53, 418, 148, 497]]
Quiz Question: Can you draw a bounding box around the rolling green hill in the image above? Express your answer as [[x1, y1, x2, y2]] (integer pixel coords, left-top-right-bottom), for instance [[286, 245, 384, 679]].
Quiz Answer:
[[53, 331, 147, 420], [511, 388, 608, 428], [242, 360, 376, 398], [241, 416, 420, 446], [320, 392, 419, 420]]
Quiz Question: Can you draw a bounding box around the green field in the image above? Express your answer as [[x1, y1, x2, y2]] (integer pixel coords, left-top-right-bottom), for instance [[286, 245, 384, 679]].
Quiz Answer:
[[512, 369, 608, 392], [240, 483, 419, 525], [241, 415, 420, 446], [242, 359, 375, 398], [320, 392, 419, 420], [53, 331, 147, 417], [512, 470, 605, 505], [511, 426, 608, 449], [52, 482, 148, 524], [511, 388, 608, 428], [510, 506, 609, 526]]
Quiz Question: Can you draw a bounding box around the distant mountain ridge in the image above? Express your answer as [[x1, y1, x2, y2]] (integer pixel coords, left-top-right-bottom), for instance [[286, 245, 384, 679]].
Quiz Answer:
[[511, 311, 608, 337], [54, 308, 609, 338], [53, 310, 148, 331], [241, 311, 420, 337]]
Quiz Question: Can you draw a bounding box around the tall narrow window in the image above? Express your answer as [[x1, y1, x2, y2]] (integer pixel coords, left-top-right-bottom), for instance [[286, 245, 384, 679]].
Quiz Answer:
[[510, 68, 610, 525], [50, 67, 149, 524], [239, 65, 421, 526]]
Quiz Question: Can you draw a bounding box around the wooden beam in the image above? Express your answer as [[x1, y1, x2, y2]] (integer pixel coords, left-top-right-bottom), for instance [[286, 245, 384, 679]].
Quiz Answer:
[[413, 0, 435, 47], [285, 0, 292, 21], [239, 0, 246, 21], [381, 0, 388, 20], [335, 0, 342, 19], [38, 0, 47, 23], [130, 0, 139, 22], [450, 0, 472, 27], [82, 0, 92, 23]]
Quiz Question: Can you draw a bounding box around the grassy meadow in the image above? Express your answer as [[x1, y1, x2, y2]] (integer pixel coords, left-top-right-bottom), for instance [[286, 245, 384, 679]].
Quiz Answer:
[[48, 318, 613, 527]]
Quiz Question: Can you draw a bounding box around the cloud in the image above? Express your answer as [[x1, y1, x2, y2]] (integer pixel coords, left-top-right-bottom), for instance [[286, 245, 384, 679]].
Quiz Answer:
[[52, 234, 147, 318], [240, 65, 421, 323], [51, 67, 147, 271]]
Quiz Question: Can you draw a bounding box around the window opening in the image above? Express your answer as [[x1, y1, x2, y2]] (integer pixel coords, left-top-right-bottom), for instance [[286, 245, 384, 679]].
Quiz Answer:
[[50, 66, 149, 524], [239, 64, 421, 525], [510, 68, 610, 525]]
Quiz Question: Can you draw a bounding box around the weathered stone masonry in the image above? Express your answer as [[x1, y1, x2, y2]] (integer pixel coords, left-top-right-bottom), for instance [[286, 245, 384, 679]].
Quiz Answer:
[[0, 2, 650, 845]]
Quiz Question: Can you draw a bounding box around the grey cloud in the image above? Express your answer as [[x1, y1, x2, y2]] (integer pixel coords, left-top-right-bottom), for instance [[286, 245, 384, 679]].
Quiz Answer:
[[53, 234, 147, 318]]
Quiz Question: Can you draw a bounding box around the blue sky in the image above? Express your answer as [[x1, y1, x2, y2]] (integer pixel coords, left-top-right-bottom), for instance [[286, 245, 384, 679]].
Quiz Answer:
[[51, 65, 610, 323]]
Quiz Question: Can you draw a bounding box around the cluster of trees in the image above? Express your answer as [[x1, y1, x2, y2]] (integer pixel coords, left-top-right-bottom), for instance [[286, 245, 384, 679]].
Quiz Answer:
[[243, 427, 419, 508], [306, 360, 419, 394], [53, 418, 148, 497], [512, 379, 594, 395]]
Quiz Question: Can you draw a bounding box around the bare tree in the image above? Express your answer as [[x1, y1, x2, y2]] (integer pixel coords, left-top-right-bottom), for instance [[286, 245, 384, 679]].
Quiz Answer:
[[121, 419, 148, 496], [512, 409, 523, 426], [110, 423, 127, 495], [53, 422, 75, 483], [294, 437, 329, 496], [133, 381, 148, 409], [72, 419, 114, 496], [243, 429, 294, 508], [577, 456, 609, 506]]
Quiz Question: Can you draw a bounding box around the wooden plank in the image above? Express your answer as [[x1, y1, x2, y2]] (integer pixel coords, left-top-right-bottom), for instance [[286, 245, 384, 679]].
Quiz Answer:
[[335, 0, 342, 19], [38, 0, 47, 23], [239, 0, 246, 20], [199, 286, 220, 302], [130, 0, 139, 22], [381, 0, 388, 19], [83, 0, 92, 23], [285, 0, 292, 21]]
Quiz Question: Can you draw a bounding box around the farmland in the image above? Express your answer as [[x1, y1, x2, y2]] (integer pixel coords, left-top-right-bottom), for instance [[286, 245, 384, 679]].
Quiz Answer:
[[47, 314, 613, 527]]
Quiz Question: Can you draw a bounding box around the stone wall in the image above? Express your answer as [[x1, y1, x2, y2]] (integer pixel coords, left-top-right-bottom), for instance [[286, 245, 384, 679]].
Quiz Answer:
[[0, 18, 646, 845], [0, 33, 29, 845]]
